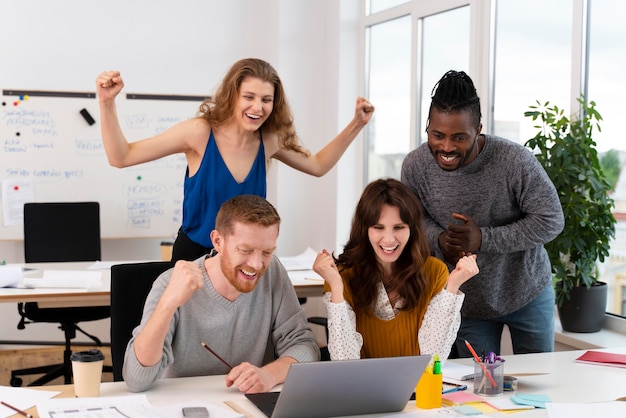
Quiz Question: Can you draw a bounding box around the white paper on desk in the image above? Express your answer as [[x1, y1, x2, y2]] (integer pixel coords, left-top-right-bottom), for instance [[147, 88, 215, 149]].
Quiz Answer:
[[0, 265, 21, 287], [0, 386, 60, 418], [278, 247, 318, 271], [287, 270, 324, 285], [37, 395, 243, 418], [87, 260, 156, 270], [37, 394, 167, 418], [23, 270, 102, 288], [546, 401, 626, 418], [442, 361, 475, 382], [88, 261, 115, 270]]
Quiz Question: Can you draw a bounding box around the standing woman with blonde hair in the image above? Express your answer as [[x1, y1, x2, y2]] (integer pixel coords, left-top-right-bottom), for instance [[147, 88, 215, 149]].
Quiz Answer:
[[313, 178, 478, 360], [97, 58, 374, 261]]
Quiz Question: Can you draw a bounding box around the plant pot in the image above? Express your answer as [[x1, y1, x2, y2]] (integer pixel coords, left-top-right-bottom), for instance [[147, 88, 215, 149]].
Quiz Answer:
[[557, 281, 607, 333]]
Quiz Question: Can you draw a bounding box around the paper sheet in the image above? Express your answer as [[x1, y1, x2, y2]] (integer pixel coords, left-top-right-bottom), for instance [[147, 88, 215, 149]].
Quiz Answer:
[[286, 270, 323, 285], [278, 247, 318, 271], [1, 178, 34, 227], [0, 386, 60, 418], [442, 361, 475, 381], [23, 270, 102, 288], [87, 260, 155, 270], [36, 395, 243, 418], [0, 265, 21, 287], [546, 401, 626, 418]]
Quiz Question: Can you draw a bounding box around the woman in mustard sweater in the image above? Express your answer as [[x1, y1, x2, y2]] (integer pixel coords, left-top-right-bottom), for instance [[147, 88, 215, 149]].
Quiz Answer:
[[313, 178, 478, 360]]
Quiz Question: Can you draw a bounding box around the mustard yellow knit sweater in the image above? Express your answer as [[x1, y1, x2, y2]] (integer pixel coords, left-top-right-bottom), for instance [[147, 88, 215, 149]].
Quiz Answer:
[[330, 257, 448, 358]]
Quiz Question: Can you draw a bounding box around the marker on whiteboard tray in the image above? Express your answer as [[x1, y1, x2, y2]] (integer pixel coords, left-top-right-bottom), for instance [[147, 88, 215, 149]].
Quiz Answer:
[[79, 108, 96, 125]]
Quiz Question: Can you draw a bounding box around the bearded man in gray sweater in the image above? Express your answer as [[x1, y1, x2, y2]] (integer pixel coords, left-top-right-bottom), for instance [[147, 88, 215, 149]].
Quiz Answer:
[[123, 194, 320, 393], [401, 70, 564, 358]]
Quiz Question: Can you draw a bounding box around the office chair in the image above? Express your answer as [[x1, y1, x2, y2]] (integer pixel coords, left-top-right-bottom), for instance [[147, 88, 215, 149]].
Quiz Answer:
[[11, 202, 112, 387], [298, 297, 330, 361], [308, 316, 330, 361], [110, 261, 174, 381]]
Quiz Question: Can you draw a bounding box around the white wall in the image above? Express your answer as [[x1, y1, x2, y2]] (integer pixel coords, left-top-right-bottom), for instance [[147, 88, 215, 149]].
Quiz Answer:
[[0, 0, 364, 344]]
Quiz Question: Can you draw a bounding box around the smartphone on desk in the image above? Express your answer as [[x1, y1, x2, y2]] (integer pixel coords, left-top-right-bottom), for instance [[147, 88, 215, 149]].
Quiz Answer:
[[182, 406, 209, 417]]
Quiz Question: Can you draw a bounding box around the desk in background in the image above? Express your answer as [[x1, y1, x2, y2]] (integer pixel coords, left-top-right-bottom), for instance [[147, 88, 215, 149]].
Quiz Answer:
[[0, 261, 324, 307], [14, 347, 626, 418]]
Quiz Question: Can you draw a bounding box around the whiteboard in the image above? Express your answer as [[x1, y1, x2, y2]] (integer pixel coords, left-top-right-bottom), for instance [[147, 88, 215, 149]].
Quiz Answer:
[[0, 89, 207, 239]]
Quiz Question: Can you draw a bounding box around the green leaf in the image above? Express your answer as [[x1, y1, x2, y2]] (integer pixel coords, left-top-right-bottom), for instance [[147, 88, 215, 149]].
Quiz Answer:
[[524, 95, 616, 307]]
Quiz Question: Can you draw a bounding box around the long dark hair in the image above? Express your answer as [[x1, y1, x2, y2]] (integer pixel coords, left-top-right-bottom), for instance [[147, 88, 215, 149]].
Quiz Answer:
[[336, 178, 431, 313]]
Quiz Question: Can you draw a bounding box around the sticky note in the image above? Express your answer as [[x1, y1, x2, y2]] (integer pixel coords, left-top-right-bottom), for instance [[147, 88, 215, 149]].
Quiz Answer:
[[511, 393, 551, 408], [442, 390, 484, 404], [452, 404, 483, 415]]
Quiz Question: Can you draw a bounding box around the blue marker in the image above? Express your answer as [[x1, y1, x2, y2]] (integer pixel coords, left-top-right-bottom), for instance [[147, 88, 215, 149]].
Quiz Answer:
[[442, 385, 468, 394]]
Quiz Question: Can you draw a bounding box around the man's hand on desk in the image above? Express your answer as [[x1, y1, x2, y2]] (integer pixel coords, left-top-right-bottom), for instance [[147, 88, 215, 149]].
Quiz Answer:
[[226, 357, 296, 394]]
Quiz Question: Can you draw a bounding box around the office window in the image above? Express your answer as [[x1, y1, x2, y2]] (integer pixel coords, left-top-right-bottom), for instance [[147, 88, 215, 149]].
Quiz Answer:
[[364, 5, 469, 182], [492, 0, 572, 144], [368, 0, 409, 15], [419, 6, 470, 144], [361, 0, 626, 320], [366, 15, 411, 180], [588, 0, 626, 317]]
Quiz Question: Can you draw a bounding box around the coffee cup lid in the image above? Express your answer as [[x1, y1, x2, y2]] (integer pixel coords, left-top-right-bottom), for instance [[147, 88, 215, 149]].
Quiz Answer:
[[70, 349, 104, 362]]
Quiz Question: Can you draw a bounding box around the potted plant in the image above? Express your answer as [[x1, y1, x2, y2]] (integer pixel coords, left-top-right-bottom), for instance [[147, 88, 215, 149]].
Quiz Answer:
[[524, 97, 616, 333]]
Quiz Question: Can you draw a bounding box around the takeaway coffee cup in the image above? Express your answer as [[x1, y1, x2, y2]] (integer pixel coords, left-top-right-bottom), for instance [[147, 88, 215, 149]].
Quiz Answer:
[[71, 349, 105, 397]]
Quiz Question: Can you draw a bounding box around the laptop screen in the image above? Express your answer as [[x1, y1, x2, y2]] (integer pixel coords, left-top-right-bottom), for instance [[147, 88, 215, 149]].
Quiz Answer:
[[246, 355, 430, 418]]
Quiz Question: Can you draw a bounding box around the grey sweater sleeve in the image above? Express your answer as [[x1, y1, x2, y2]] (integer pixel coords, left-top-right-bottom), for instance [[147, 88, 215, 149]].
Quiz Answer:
[[122, 256, 319, 392], [402, 138, 564, 256], [401, 137, 564, 317]]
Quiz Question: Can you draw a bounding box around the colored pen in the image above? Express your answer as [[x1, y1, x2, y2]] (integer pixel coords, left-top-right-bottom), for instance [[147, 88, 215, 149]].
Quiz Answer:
[[201, 342, 233, 370], [1, 401, 33, 418], [464, 340, 497, 388], [442, 385, 468, 394]]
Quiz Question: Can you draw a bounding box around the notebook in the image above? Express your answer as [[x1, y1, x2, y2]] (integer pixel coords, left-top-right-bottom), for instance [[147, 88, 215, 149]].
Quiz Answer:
[[575, 350, 626, 368], [245, 355, 430, 418]]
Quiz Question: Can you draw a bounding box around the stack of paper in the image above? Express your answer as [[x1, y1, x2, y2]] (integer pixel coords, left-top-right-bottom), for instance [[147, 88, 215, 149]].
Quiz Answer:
[[23, 270, 102, 289], [0, 265, 21, 287]]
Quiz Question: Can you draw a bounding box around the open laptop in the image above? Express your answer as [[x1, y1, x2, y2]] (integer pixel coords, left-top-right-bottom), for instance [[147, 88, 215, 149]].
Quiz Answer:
[[245, 355, 430, 418]]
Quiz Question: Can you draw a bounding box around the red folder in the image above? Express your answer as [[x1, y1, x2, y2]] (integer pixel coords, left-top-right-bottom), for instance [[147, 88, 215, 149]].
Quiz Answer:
[[575, 350, 626, 368]]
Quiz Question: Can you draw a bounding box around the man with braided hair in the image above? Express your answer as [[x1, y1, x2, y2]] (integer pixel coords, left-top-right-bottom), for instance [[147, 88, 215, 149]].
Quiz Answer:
[[401, 70, 564, 357]]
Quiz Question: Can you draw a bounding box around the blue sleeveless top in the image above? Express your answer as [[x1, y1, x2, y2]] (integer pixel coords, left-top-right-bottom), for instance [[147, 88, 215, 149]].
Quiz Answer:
[[182, 130, 266, 247]]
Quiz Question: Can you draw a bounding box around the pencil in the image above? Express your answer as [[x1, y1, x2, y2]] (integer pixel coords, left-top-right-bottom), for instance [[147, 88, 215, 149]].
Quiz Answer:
[[1, 401, 33, 418], [464, 340, 497, 388], [201, 342, 233, 369]]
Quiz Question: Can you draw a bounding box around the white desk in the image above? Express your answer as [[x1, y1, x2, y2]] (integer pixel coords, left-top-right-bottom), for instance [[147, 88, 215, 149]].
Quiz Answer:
[[0, 262, 323, 307], [21, 347, 626, 418]]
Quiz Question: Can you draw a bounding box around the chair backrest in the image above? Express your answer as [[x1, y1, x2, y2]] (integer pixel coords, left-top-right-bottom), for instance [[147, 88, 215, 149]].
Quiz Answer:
[[23, 202, 101, 263], [110, 261, 175, 381]]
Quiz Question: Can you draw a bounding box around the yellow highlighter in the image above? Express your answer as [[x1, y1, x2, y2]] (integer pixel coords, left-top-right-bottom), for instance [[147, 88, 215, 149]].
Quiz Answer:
[[415, 354, 442, 409]]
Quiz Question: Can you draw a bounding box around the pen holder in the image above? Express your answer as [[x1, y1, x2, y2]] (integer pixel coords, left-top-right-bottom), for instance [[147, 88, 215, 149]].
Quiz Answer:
[[473, 359, 504, 396], [415, 370, 442, 409]]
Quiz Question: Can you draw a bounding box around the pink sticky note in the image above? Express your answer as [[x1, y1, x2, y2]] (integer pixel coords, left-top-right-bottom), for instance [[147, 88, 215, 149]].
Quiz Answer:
[[442, 390, 484, 404]]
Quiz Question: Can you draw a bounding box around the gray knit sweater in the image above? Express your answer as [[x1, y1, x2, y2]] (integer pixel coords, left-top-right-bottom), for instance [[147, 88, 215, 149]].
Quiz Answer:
[[123, 255, 320, 392], [401, 135, 564, 318]]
